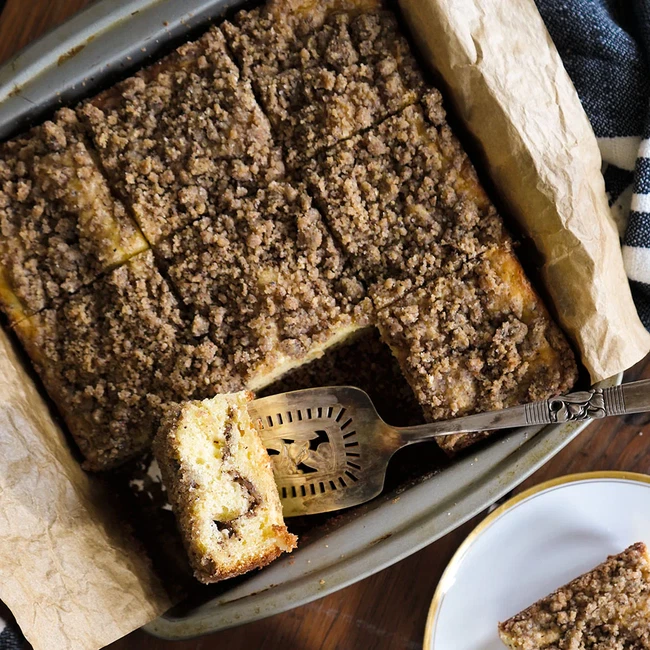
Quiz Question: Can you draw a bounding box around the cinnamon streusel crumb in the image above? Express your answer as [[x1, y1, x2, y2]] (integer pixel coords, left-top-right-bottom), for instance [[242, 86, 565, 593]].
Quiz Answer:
[[224, 1, 424, 166], [308, 91, 508, 309], [499, 542, 650, 649], [79, 26, 283, 244], [0, 107, 147, 323], [223, 0, 383, 78], [377, 247, 578, 453]]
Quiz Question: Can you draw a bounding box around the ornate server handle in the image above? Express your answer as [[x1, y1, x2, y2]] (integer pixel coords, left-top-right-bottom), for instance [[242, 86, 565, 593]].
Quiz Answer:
[[397, 379, 650, 443]]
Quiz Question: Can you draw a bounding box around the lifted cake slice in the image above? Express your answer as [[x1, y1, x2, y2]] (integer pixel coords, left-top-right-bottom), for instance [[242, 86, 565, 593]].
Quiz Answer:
[[499, 542, 650, 649], [153, 391, 297, 583]]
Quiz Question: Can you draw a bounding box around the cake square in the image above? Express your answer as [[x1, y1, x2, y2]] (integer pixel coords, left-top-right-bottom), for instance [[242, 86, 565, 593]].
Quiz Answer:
[[156, 181, 373, 390], [377, 247, 578, 453], [12, 250, 241, 470], [0, 108, 147, 324], [307, 92, 509, 309], [499, 542, 650, 649], [153, 390, 297, 583], [223, 1, 424, 165], [79, 26, 284, 244]]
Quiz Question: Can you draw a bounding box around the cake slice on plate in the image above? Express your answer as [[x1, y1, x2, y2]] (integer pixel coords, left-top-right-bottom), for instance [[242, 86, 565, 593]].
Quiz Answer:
[[153, 391, 297, 583], [499, 542, 650, 649]]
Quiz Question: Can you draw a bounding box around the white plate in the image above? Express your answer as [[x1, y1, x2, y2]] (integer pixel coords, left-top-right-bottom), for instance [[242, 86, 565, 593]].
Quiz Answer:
[[424, 471, 650, 650]]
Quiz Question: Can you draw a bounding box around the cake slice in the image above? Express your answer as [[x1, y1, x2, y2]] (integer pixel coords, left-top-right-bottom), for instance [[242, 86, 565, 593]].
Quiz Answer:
[[0, 107, 147, 323], [223, 0, 424, 166], [153, 391, 297, 583], [377, 247, 578, 453], [12, 250, 240, 470], [156, 181, 372, 391], [223, 0, 385, 78], [79, 26, 283, 244], [499, 542, 650, 649], [307, 91, 508, 309]]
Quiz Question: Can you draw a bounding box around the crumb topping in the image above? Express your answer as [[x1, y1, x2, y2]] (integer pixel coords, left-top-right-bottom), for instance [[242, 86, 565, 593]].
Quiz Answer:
[[13, 250, 239, 470], [377, 248, 578, 453], [224, 5, 424, 165], [308, 92, 507, 309], [499, 543, 650, 650], [0, 108, 146, 322], [223, 0, 384, 77], [156, 181, 372, 384], [79, 26, 284, 244]]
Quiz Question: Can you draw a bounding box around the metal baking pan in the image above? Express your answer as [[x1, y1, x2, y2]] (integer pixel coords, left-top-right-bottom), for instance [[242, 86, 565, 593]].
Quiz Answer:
[[0, 0, 622, 640]]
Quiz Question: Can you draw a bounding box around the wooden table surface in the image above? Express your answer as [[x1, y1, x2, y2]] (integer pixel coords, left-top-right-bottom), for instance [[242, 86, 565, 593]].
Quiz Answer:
[[3, 2, 650, 649]]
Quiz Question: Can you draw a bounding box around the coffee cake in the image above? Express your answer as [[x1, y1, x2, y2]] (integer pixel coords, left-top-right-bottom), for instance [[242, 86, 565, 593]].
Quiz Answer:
[[0, 1, 580, 475], [156, 181, 372, 390], [154, 391, 297, 583], [0, 108, 147, 324], [499, 542, 650, 649], [223, 0, 424, 166], [377, 248, 578, 453], [308, 91, 508, 309], [79, 26, 283, 244]]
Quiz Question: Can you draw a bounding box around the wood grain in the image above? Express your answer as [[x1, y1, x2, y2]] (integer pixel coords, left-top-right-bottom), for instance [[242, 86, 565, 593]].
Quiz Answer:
[[2, 3, 650, 649]]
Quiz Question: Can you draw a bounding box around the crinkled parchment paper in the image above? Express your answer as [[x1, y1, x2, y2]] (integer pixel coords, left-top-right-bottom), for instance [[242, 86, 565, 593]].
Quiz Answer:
[[0, 0, 648, 648], [400, 0, 650, 382], [0, 329, 172, 650]]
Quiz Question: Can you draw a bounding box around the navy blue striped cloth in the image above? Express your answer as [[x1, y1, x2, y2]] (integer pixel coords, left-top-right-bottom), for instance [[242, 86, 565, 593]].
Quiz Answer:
[[535, 0, 650, 328], [0, 605, 23, 650]]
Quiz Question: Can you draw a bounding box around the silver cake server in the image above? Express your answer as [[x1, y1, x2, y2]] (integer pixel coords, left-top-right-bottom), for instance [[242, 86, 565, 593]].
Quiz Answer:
[[249, 380, 646, 516]]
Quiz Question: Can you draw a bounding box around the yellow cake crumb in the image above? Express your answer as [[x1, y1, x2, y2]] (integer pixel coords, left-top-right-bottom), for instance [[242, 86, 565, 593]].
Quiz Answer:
[[153, 391, 297, 583]]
